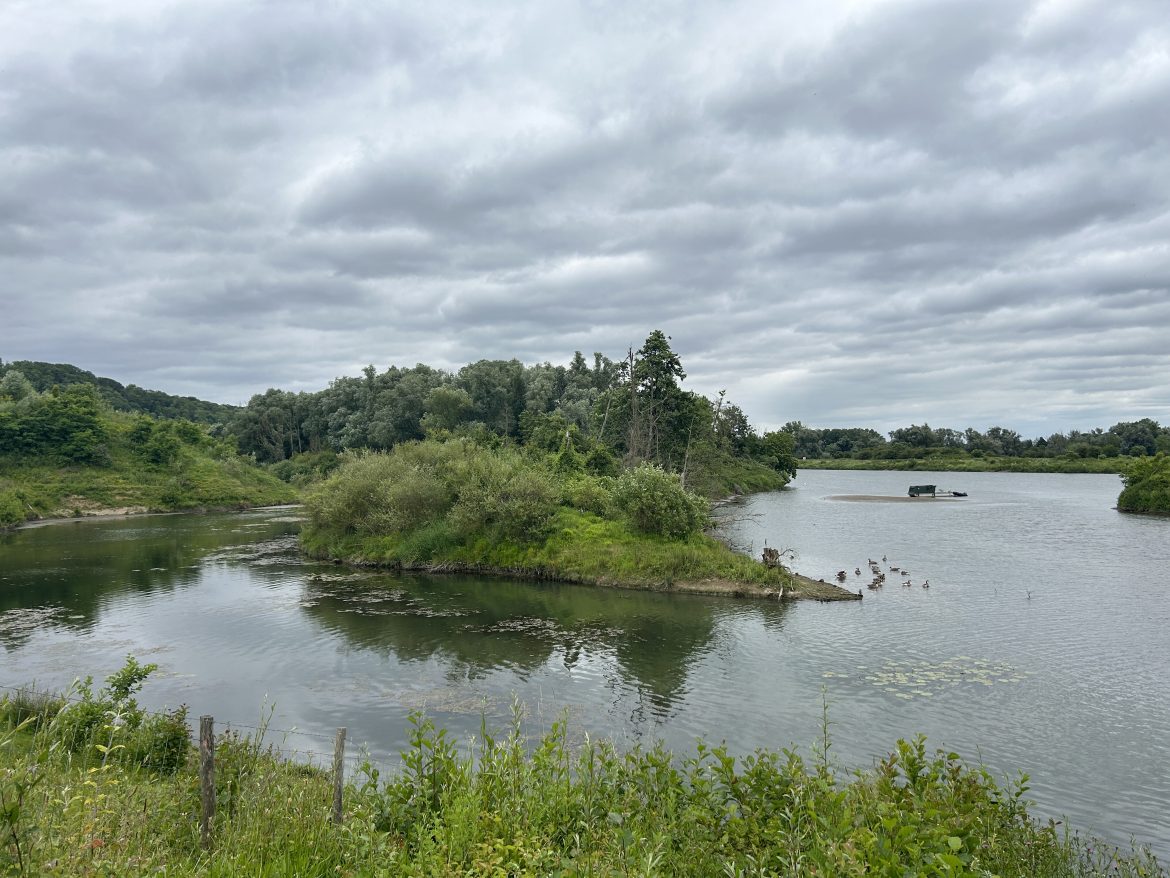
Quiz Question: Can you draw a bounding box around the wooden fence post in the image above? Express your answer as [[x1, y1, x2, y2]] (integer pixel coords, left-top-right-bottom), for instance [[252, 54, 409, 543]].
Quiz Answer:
[[332, 727, 347, 825], [199, 715, 215, 849]]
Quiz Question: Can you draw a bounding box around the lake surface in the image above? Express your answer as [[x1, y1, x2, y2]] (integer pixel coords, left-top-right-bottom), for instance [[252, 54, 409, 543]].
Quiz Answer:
[[1, 470, 1167, 857]]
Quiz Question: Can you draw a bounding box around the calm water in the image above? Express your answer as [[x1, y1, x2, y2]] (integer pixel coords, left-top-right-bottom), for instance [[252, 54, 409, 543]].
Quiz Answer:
[[1, 470, 1167, 856]]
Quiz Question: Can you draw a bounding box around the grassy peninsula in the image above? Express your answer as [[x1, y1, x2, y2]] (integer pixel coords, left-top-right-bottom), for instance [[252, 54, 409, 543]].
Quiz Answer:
[[0, 382, 294, 527], [2, 663, 1161, 877], [1117, 453, 1170, 514], [302, 440, 852, 600]]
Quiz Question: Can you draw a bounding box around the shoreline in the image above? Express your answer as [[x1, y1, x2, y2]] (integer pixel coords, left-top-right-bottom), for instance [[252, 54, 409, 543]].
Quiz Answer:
[[310, 552, 862, 602], [5, 502, 303, 531], [7, 502, 860, 602]]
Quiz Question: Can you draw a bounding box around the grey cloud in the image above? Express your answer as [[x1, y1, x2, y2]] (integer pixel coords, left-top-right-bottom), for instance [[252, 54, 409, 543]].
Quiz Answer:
[[1, 0, 1167, 434]]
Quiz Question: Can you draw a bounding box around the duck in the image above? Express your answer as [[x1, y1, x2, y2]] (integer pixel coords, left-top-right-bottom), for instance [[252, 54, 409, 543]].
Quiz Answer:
[[921, 580, 930, 589]]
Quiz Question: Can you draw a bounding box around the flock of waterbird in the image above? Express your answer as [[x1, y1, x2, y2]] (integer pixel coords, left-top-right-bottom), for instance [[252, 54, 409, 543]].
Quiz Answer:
[[835, 554, 930, 594]]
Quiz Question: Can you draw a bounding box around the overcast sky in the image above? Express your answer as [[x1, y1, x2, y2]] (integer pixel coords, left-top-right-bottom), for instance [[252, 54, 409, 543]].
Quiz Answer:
[[2, 0, 1168, 436]]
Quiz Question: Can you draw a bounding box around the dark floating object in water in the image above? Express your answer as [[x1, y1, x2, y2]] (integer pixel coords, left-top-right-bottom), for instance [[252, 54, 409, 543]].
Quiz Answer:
[[909, 484, 967, 498]]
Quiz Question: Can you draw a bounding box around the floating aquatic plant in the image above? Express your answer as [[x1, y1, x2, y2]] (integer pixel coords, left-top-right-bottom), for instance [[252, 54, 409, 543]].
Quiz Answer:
[[824, 656, 1029, 700]]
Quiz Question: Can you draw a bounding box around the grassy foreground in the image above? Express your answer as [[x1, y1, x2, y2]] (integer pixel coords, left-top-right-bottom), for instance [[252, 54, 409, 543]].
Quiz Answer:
[[2, 668, 1162, 877], [301, 440, 854, 600]]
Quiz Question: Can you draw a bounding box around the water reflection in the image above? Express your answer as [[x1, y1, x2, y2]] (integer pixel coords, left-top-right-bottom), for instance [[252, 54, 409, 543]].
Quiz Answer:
[[0, 512, 299, 648], [296, 569, 748, 713], [0, 488, 1165, 860]]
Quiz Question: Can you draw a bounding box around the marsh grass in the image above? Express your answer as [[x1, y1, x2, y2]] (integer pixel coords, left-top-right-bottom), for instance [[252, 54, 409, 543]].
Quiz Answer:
[[2, 671, 1163, 877]]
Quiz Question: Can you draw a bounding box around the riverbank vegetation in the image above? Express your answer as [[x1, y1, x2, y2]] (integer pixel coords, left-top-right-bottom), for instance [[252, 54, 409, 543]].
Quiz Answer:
[[1118, 454, 1170, 514], [2, 664, 1162, 877], [785, 420, 1168, 473], [300, 439, 844, 598], [0, 379, 294, 527]]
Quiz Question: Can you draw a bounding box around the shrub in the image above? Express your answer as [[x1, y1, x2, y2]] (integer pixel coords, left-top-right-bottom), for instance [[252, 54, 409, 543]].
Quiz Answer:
[[305, 451, 453, 536], [611, 464, 708, 538], [561, 474, 614, 516], [1118, 453, 1170, 513], [448, 452, 559, 542], [0, 491, 25, 526]]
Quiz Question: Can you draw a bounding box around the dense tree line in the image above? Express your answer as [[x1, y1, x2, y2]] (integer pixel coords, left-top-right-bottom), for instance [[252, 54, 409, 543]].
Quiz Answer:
[[782, 419, 1170, 461], [228, 331, 797, 494], [0, 359, 238, 424]]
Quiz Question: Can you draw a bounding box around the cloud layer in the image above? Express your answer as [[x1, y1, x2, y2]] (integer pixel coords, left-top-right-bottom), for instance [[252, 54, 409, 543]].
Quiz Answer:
[[3, 0, 1168, 434]]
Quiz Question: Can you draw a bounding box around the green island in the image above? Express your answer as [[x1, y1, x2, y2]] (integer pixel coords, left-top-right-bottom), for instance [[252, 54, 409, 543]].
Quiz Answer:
[[1, 660, 1161, 877], [300, 439, 851, 601], [1117, 453, 1170, 514]]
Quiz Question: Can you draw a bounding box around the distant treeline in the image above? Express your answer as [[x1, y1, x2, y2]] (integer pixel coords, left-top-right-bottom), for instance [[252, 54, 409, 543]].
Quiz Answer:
[[783, 420, 1170, 462], [1, 334, 796, 500], [0, 359, 238, 424], [226, 331, 797, 497]]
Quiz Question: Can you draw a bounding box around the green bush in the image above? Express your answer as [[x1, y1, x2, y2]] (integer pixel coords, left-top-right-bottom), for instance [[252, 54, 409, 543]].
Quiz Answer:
[[561, 473, 614, 516], [612, 463, 709, 538], [448, 452, 559, 542], [0, 490, 25, 526], [1118, 453, 1170, 513]]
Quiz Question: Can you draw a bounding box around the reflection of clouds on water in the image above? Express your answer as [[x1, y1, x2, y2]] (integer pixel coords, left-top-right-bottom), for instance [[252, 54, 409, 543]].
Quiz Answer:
[[824, 657, 1029, 700], [203, 536, 301, 566], [0, 605, 70, 650]]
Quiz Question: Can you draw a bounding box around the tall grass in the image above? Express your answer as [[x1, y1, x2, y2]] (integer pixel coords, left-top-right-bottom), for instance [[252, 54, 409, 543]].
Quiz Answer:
[[1117, 454, 1170, 514], [3, 673, 1162, 877]]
